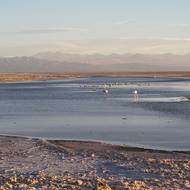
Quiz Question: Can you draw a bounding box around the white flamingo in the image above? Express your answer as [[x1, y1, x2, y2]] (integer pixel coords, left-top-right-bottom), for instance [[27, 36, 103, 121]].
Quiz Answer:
[[133, 89, 139, 102]]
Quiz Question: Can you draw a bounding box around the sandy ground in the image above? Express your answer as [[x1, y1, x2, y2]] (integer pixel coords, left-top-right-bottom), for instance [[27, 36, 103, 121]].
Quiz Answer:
[[0, 72, 190, 82], [0, 136, 190, 190]]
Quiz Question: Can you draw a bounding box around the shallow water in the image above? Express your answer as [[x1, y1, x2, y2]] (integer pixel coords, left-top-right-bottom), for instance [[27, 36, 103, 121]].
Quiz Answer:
[[0, 77, 190, 151]]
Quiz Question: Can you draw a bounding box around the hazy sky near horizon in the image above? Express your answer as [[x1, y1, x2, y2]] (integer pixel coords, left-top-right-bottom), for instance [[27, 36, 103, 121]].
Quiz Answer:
[[0, 0, 190, 56]]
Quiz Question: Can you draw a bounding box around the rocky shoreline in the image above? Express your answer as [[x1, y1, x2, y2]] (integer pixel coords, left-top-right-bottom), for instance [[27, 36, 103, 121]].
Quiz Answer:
[[0, 135, 190, 189]]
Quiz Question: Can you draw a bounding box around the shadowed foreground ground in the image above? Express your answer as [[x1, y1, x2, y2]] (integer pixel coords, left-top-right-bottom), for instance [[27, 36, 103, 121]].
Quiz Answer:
[[0, 136, 190, 189]]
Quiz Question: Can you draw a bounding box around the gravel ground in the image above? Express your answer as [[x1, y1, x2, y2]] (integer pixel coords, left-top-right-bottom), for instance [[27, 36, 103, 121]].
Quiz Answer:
[[0, 136, 190, 190]]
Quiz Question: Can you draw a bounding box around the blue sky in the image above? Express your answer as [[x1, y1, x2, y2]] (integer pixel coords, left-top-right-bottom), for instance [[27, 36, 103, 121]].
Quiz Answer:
[[0, 0, 190, 56]]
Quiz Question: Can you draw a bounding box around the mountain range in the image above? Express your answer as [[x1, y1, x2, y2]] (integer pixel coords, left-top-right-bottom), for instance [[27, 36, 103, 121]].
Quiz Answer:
[[0, 52, 190, 72]]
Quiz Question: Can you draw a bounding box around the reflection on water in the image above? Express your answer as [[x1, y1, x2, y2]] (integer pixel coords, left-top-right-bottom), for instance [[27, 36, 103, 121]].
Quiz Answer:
[[0, 77, 190, 150]]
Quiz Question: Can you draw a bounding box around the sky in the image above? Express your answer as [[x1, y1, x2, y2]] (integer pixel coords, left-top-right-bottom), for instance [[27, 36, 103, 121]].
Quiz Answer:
[[0, 0, 190, 56]]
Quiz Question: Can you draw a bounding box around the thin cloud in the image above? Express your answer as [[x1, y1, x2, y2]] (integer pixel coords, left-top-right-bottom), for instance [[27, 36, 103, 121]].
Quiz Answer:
[[15, 28, 88, 34], [169, 24, 190, 27], [115, 19, 136, 25], [116, 37, 190, 42], [156, 37, 190, 42]]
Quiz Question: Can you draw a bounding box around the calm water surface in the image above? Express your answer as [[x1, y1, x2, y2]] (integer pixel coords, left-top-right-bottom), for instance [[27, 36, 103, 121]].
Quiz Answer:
[[0, 77, 190, 151]]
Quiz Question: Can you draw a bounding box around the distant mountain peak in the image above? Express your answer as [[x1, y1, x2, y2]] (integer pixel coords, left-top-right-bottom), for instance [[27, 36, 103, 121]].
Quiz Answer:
[[0, 52, 190, 72]]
